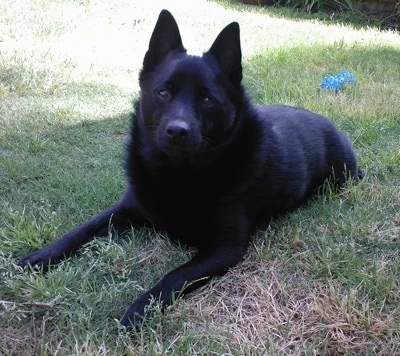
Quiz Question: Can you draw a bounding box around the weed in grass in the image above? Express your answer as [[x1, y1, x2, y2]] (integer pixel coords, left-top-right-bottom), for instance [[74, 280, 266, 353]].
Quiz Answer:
[[2, 208, 59, 254]]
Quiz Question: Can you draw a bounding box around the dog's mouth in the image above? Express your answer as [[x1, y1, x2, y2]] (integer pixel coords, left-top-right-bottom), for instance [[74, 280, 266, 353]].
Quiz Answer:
[[161, 146, 197, 158]]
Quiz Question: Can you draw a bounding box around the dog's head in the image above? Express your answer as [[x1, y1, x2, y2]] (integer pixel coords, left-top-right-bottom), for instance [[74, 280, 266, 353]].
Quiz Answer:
[[138, 10, 244, 162]]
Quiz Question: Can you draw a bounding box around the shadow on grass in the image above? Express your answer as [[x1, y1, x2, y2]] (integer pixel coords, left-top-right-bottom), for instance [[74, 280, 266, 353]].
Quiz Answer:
[[1, 41, 399, 223], [0, 91, 132, 243]]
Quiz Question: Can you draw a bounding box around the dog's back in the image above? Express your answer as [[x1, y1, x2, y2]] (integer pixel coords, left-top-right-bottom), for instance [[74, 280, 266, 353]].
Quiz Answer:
[[247, 105, 360, 218]]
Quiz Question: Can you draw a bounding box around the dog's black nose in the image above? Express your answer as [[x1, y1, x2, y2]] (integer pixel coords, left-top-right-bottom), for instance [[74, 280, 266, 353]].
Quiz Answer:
[[166, 120, 190, 141]]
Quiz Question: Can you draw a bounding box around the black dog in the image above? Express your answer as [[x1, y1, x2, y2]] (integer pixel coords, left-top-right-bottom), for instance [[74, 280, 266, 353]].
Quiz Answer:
[[19, 10, 362, 328]]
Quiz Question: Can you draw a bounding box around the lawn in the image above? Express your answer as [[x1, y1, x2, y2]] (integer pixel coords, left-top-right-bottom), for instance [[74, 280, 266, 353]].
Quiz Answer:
[[1, 0, 399, 354]]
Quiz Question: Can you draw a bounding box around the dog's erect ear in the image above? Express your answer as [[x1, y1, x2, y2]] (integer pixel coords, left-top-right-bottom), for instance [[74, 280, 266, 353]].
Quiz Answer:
[[207, 22, 242, 85], [142, 10, 185, 72]]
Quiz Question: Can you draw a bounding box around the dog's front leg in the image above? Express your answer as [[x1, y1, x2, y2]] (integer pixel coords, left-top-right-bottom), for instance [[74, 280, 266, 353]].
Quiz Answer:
[[120, 242, 248, 328], [18, 188, 147, 269]]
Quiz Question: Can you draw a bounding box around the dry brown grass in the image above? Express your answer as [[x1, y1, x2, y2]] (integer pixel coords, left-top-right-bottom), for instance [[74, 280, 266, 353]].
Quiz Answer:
[[165, 246, 398, 355]]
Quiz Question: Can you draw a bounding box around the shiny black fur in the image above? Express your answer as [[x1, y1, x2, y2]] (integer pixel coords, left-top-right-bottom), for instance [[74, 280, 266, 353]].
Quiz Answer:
[[18, 10, 362, 328]]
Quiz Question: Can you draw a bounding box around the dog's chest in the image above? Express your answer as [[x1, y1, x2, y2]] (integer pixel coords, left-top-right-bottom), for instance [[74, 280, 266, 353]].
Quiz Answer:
[[134, 166, 228, 244]]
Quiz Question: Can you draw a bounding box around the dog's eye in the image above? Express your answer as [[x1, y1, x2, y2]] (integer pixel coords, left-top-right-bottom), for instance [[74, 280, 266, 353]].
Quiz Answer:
[[158, 89, 171, 100], [202, 96, 214, 108]]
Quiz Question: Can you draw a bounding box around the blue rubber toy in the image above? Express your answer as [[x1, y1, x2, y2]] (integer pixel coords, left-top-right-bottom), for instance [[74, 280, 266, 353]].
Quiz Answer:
[[321, 71, 356, 92]]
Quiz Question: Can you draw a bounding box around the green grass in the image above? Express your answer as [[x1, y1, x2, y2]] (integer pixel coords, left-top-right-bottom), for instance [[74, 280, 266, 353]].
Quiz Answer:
[[1, 0, 400, 354]]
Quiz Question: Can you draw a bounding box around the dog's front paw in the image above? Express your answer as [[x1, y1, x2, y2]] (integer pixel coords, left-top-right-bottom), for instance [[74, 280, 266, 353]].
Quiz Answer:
[[18, 246, 60, 270], [120, 303, 146, 330], [120, 292, 162, 330]]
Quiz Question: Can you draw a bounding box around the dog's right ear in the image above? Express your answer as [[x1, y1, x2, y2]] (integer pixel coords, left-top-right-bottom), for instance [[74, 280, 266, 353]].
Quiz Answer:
[[142, 10, 185, 72]]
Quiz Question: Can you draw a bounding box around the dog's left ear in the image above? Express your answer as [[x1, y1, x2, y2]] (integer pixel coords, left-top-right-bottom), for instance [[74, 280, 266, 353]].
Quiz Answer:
[[143, 10, 185, 72], [207, 22, 242, 85]]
